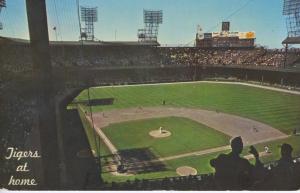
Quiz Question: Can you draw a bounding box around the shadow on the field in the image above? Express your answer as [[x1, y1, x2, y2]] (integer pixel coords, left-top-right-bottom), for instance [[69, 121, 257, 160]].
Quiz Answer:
[[71, 98, 115, 106], [101, 147, 168, 174]]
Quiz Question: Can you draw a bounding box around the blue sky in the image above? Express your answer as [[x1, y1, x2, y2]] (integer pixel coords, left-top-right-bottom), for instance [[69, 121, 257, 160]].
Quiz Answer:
[[0, 0, 287, 48]]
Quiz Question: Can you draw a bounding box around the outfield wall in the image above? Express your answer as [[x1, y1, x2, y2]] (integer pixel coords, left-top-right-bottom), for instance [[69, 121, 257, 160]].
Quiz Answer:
[[50, 66, 300, 89]]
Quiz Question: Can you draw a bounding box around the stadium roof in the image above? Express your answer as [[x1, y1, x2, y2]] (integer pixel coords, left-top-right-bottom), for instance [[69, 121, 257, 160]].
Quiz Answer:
[[282, 36, 300, 44], [0, 36, 160, 46]]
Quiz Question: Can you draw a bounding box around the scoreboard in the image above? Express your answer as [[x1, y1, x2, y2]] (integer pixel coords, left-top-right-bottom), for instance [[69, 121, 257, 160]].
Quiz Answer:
[[196, 22, 256, 48]]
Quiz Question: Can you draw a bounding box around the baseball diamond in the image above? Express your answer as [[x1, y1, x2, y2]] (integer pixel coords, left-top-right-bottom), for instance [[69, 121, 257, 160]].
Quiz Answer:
[[76, 81, 300, 182]]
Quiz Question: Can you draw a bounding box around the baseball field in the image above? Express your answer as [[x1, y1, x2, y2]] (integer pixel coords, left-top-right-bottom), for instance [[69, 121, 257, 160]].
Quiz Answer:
[[75, 81, 300, 182]]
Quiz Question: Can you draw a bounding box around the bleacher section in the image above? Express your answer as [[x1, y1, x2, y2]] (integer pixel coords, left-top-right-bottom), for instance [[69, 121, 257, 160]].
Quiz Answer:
[[1, 37, 300, 73]]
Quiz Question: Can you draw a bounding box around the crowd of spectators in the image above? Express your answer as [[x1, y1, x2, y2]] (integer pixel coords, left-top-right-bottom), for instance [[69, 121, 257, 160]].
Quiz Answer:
[[0, 44, 33, 73], [0, 95, 36, 147], [50, 45, 162, 68], [158, 47, 293, 68], [2, 40, 300, 73], [50, 46, 299, 69]]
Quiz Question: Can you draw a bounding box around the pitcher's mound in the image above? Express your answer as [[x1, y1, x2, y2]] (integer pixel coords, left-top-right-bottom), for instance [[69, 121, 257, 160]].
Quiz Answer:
[[176, 166, 197, 176], [149, 130, 171, 138]]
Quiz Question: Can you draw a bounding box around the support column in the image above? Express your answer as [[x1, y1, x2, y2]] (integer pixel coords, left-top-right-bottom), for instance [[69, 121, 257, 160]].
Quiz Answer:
[[26, 0, 60, 189], [284, 43, 288, 69]]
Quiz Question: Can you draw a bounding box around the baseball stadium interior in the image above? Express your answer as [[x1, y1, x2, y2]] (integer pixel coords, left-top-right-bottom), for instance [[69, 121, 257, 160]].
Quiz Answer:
[[0, 0, 300, 191]]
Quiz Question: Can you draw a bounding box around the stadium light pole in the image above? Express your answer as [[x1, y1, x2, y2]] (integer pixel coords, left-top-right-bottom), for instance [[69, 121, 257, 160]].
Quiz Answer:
[[76, 0, 102, 183], [86, 82, 102, 184], [0, 0, 6, 30]]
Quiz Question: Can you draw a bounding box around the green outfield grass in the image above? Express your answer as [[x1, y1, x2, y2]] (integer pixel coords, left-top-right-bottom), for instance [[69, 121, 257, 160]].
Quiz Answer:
[[75, 82, 300, 182], [76, 82, 300, 134], [102, 117, 230, 157]]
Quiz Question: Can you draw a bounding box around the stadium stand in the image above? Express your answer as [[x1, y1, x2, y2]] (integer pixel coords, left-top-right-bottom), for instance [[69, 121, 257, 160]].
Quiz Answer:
[[158, 47, 294, 68], [0, 87, 38, 189], [1, 37, 300, 72], [1, 36, 300, 190]]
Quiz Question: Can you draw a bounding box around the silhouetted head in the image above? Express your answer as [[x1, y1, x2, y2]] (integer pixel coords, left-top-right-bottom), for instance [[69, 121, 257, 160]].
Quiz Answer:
[[281, 143, 293, 158], [231, 137, 243, 155]]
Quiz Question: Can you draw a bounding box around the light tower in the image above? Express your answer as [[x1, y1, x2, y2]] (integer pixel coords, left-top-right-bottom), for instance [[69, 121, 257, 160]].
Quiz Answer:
[[80, 6, 98, 41], [283, 0, 300, 37], [0, 0, 6, 30], [282, 0, 300, 68], [138, 9, 163, 42]]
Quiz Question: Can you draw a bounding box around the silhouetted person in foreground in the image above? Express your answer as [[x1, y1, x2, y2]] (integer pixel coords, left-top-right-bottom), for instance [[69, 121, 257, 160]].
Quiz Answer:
[[271, 143, 297, 190], [278, 143, 294, 166], [210, 136, 263, 190]]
